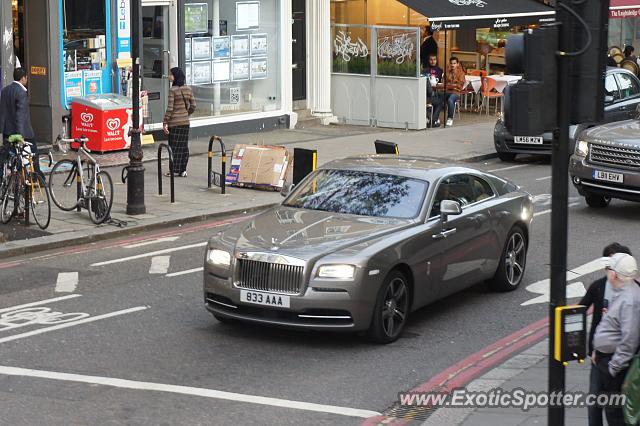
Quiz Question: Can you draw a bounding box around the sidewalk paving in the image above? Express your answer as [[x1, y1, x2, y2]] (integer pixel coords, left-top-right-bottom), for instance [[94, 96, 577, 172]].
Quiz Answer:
[[422, 339, 593, 426], [0, 117, 498, 258]]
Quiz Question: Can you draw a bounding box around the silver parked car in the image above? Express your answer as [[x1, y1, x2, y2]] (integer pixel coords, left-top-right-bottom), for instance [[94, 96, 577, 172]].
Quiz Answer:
[[203, 155, 533, 343]]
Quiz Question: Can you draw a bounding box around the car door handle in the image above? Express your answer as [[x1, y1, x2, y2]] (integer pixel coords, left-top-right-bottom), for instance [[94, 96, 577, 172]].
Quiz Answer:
[[619, 106, 627, 111], [433, 228, 457, 240]]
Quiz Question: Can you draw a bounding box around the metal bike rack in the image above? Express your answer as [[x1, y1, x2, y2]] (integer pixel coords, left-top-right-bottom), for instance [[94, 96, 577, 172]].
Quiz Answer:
[[207, 136, 226, 194], [157, 143, 175, 203]]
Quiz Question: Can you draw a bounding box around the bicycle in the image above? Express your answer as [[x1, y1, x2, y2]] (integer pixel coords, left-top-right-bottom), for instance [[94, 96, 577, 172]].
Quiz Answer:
[[48, 136, 114, 224], [0, 135, 51, 229]]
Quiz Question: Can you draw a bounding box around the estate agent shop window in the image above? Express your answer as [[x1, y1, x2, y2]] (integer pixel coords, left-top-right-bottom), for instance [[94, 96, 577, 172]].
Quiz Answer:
[[183, 0, 281, 119], [61, 0, 112, 108]]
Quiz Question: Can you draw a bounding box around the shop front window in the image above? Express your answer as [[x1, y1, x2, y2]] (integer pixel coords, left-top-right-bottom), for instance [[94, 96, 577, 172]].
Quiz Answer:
[[376, 27, 418, 77], [183, 0, 281, 119], [61, 0, 111, 107]]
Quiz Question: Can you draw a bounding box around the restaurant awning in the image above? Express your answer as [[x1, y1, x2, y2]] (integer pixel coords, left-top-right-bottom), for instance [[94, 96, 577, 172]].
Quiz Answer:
[[397, 0, 556, 30], [610, 0, 640, 18]]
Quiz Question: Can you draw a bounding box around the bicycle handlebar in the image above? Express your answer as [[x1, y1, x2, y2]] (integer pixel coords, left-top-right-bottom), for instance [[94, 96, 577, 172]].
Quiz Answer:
[[56, 136, 91, 153]]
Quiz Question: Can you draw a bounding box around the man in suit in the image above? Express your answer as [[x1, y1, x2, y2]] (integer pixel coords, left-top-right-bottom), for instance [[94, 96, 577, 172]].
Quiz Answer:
[[0, 67, 37, 176]]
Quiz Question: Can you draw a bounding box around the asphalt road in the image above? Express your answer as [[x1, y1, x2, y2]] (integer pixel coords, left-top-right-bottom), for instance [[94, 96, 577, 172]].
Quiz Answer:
[[0, 156, 639, 425]]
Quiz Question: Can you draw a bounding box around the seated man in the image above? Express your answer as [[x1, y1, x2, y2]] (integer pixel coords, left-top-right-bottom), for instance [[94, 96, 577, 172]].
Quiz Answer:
[[445, 56, 466, 127], [427, 76, 444, 128]]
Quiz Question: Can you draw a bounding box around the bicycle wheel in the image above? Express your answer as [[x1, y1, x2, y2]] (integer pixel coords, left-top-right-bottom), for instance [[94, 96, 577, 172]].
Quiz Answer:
[[0, 173, 18, 224], [88, 170, 113, 224], [30, 173, 51, 230], [48, 159, 79, 211]]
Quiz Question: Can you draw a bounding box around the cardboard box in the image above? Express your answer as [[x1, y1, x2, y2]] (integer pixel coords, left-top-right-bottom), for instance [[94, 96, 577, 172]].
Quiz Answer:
[[226, 144, 290, 189]]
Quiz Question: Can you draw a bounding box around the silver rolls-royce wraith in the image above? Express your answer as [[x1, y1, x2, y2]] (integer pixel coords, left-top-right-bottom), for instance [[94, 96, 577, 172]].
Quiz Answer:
[[203, 155, 533, 343]]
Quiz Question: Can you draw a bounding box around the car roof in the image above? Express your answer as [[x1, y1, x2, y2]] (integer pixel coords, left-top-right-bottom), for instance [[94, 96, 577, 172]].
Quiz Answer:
[[318, 154, 485, 181], [607, 67, 637, 79]]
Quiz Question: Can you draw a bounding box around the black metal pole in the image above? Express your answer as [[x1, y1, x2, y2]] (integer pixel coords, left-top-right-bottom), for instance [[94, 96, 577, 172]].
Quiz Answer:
[[548, 4, 573, 425], [443, 29, 448, 128], [126, 0, 146, 215]]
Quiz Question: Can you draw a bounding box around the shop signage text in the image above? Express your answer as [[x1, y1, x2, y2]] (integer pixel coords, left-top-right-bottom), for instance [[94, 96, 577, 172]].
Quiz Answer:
[[377, 34, 415, 65], [493, 18, 510, 29], [610, 8, 640, 18], [449, 0, 487, 7], [30, 66, 47, 76], [334, 31, 369, 62], [117, 0, 131, 59]]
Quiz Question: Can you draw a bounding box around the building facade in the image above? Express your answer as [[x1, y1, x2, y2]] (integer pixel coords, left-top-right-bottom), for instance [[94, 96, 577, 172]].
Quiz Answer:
[[1, 0, 335, 143]]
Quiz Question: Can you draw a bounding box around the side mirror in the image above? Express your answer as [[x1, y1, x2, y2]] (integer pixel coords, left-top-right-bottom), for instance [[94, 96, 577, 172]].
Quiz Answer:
[[605, 95, 615, 105], [281, 182, 295, 197], [433, 200, 462, 240], [635, 104, 640, 120], [439, 200, 462, 223]]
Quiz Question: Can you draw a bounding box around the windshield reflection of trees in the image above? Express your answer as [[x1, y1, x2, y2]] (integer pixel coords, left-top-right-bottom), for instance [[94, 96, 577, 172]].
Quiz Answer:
[[286, 170, 425, 218]]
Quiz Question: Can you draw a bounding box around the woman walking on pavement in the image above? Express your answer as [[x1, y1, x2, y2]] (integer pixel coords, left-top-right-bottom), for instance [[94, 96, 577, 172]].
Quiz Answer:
[[163, 67, 196, 177]]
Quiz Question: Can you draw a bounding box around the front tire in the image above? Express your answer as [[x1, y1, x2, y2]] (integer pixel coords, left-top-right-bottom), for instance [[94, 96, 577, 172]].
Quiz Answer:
[[368, 270, 410, 344], [30, 174, 51, 230], [49, 159, 79, 211], [489, 226, 528, 292], [585, 194, 610, 208]]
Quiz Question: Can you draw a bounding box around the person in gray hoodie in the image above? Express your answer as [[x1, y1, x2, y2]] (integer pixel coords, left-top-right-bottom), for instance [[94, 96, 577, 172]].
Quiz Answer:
[[592, 252, 640, 426]]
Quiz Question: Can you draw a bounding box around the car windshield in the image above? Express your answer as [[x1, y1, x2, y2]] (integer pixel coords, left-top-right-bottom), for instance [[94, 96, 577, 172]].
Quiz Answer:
[[283, 169, 428, 219]]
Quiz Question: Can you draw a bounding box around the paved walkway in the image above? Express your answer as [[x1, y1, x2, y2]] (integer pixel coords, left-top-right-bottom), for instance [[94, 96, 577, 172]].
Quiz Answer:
[[0, 117, 498, 257], [422, 339, 592, 425]]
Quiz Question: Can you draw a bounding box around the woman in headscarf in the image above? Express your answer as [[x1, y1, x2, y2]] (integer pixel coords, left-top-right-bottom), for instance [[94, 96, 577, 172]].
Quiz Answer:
[[163, 67, 196, 177]]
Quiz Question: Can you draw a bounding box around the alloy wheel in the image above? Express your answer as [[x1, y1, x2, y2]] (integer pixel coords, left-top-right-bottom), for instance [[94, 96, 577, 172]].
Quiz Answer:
[[504, 232, 526, 286], [381, 277, 409, 338]]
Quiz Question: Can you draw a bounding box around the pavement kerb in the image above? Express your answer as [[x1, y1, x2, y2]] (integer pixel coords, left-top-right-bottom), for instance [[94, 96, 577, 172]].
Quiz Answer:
[[0, 202, 278, 260]]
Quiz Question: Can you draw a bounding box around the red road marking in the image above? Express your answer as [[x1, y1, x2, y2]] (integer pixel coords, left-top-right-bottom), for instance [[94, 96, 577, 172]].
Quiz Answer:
[[0, 214, 253, 269], [362, 317, 549, 426]]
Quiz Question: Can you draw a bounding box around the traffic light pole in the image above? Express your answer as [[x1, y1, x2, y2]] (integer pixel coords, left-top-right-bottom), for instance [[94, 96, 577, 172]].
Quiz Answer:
[[126, 0, 146, 215], [548, 3, 574, 425]]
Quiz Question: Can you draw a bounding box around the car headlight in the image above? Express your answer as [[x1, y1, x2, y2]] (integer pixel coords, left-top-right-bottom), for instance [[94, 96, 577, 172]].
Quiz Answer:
[[206, 249, 231, 267], [317, 264, 356, 280], [576, 140, 589, 157]]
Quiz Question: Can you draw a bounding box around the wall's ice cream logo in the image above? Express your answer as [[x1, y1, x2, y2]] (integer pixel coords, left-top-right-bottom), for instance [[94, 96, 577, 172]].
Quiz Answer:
[[106, 118, 121, 131], [80, 112, 94, 123]]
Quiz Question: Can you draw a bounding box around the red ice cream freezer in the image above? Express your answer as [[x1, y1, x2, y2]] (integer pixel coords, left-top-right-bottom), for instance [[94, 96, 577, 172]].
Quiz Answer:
[[71, 94, 141, 152]]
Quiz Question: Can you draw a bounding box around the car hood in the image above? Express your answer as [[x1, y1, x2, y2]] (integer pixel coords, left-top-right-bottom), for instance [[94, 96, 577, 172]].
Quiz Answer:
[[230, 206, 414, 260], [582, 120, 640, 147]]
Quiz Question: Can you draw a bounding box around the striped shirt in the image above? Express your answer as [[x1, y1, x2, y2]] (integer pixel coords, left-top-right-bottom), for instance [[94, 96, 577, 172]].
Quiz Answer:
[[163, 85, 196, 128]]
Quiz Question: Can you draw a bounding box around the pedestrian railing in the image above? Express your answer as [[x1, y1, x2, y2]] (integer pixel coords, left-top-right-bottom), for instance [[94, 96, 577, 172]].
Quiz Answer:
[[207, 136, 226, 195], [157, 143, 175, 203]]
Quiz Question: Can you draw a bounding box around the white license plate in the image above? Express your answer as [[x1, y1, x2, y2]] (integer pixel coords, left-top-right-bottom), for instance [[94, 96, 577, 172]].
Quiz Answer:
[[514, 136, 543, 145], [593, 170, 624, 183], [240, 290, 290, 308]]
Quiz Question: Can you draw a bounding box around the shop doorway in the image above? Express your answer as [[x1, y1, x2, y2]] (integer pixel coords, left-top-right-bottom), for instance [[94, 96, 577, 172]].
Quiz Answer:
[[292, 0, 306, 103], [12, 0, 25, 67], [142, 3, 174, 126]]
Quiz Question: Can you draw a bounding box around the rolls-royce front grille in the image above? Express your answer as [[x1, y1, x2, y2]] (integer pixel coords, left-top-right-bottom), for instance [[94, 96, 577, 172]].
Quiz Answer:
[[589, 143, 640, 169], [236, 259, 304, 295]]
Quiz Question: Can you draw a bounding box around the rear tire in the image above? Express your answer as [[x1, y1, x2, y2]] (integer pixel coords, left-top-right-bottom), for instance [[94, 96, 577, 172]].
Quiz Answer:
[[48, 159, 79, 211], [585, 194, 610, 208], [88, 171, 113, 224], [30, 173, 51, 230], [497, 152, 516, 162], [489, 226, 528, 292], [368, 270, 410, 344]]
